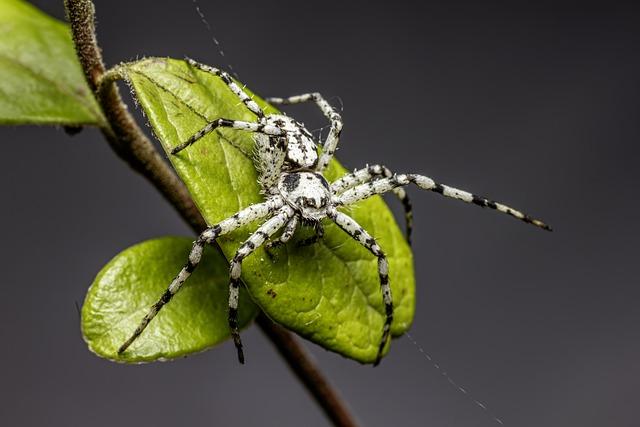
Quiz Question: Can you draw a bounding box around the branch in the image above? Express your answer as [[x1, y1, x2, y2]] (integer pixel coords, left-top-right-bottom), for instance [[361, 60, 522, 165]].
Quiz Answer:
[[64, 0, 205, 230], [64, 1, 359, 426]]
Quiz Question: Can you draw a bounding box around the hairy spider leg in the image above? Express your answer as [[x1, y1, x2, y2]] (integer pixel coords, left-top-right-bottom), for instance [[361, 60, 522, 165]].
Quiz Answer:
[[266, 93, 343, 172], [228, 206, 295, 363], [335, 172, 551, 231], [118, 200, 280, 355], [332, 164, 414, 244], [327, 208, 393, 366], [265, 215, 299, 250], [171, 118, 284, 154], [171, 58, 278, 154], [186, 58, 264, 118]]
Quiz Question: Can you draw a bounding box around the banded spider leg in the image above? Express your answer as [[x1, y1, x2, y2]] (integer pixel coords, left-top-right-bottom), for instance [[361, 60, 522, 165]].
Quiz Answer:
[[228, 206, 294, 362], [327, 208, 393, 365], [331, 164, 414, 243], [118, 198, 286, 358], [171, 58, 281, 155], [334, 171, 551, 230]]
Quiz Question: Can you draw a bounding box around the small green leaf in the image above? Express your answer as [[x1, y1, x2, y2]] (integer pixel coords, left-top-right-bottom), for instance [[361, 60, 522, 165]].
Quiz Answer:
[[120, 58, 415, 363], [0, 0, 103, 125], [82, 237, 259, 363]]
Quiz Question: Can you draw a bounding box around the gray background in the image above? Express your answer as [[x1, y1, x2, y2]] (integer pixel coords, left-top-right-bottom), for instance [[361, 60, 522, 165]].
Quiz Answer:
[[1, 0, 638, 426]]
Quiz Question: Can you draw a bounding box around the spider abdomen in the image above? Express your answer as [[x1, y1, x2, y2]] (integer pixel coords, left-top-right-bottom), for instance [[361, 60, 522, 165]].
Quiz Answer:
[[264, 114, 317, 169], [278, 171, 331, 221]]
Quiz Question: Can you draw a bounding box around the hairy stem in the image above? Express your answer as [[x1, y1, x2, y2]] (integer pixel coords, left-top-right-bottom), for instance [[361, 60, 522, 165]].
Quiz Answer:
[[64, 0, 204, 230], [64, 1, 359, 426]]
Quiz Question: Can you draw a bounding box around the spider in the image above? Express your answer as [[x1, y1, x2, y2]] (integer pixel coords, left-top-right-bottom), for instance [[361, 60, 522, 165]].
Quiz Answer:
[[118, 58, 550, 365]]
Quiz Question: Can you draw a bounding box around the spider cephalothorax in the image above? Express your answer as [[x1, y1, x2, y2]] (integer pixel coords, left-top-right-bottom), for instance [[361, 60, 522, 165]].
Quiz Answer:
[[118, 58, 550, 365], [279, 172, 331, 221]]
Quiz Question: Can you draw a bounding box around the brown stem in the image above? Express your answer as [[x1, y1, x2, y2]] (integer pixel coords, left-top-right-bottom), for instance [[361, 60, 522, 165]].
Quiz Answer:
[[64, 1, 359, 426], [64, 0, 205, 230]]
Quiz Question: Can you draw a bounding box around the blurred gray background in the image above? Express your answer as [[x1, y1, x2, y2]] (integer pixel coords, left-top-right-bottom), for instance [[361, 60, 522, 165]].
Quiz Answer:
[[1, 0, 639, 426]]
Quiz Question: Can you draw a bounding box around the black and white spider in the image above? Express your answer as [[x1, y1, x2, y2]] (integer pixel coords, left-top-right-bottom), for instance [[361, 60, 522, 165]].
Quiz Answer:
[[118, 58, 550, 365]]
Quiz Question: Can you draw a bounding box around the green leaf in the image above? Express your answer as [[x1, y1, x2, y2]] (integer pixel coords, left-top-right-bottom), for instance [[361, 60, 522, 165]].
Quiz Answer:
[[82, 237, 259, 363], [120, 57, 415, 364], [0, 0, 103, 125]]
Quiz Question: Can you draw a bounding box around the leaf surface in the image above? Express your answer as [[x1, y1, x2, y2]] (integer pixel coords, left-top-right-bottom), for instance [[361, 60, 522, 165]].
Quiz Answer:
[[0, 0, 103, 125], [122, 58, 415, 363], [82, 237, 259, 362]]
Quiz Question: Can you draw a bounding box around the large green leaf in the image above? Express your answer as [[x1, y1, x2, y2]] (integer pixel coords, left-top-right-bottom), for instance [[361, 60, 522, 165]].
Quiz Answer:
[[0, 0, 103, 125], [120, 58, 415, 363], [82, 237, 259, 362]]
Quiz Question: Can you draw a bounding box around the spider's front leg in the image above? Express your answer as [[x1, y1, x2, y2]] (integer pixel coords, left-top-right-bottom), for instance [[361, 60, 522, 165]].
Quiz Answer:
[[185, 58, 265, 119], [171, 119, 284, 154], [228, 206, 294, 363], [335, 171, 551, 230], [266, 92, 343, 172], [332, 164, 414, 243], [176, 58, 287, 155], [117, 200, 279, 355], [327, 208, 393, 366]]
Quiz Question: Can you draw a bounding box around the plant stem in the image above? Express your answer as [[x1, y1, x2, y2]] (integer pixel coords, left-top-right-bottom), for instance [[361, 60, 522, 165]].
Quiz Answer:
[[64, 1, 359, 426], [64, 0, 205, 230]]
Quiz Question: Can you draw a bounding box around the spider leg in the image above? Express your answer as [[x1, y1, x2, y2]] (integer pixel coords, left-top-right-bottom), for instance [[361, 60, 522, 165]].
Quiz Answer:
[[229, 206, 295, 363], [171, 118, 284, 154], [185, 58, 264, 119], [265, 215, 299, 250], [332, 164, 414, 244], [327, 208, 392, 366], [266, 93, 343, 172], [335, 173, 551, 230], [117, 199, 281, 355]]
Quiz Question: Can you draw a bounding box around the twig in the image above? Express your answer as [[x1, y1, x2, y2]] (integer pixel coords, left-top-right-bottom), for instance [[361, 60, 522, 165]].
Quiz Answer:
[[64, 1, 359, 426], [64, 0, 204, 230]]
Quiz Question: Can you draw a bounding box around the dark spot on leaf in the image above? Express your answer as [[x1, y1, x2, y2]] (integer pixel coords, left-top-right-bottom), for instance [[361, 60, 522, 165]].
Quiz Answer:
[[267, 288, 277, 298]]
